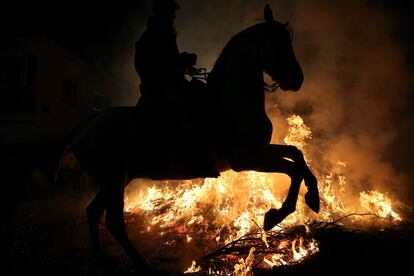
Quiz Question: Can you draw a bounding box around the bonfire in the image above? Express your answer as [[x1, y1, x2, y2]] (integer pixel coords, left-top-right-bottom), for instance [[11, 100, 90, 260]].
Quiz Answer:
[[124, 113, 405, 275]]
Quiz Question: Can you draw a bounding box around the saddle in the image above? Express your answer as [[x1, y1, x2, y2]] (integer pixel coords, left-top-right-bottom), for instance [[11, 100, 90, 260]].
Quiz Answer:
[[129, 80, 220, 180]]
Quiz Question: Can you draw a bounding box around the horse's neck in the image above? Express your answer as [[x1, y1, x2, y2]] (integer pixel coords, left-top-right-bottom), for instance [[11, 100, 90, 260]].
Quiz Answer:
[[209, 30, 265, 110]]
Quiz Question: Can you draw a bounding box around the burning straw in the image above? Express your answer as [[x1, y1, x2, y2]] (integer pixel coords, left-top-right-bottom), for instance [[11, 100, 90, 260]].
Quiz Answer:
[[124, 114, 405, 275]]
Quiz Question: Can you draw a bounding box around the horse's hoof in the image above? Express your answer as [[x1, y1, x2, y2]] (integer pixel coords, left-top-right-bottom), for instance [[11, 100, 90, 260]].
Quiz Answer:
[[263, 208, 290, 231], [305, 188, 320, 213]]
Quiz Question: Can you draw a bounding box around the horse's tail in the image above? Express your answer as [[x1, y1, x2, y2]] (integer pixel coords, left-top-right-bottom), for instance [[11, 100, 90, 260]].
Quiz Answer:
[[53, 112, 102, 183]]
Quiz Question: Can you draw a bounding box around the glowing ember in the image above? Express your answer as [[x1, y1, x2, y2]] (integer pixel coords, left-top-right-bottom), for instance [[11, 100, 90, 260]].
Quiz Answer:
[[124, 114, 403, 274], [260, 236, 319, 269], [184, 261, 201, 274], [263, 254, 288, 268]]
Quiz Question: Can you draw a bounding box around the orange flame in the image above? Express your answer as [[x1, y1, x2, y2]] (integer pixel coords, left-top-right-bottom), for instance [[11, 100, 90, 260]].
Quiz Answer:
[[125, 114, 403, 274]]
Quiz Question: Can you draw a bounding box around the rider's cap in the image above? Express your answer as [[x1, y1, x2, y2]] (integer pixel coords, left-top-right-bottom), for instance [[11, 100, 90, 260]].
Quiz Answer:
[[153, 0, 180, 13]]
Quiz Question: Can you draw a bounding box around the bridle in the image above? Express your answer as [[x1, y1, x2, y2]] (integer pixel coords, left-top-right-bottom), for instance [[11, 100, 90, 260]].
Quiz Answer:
[[264, 81, 280, 93], [190, 22, 293, 92], [192, 67, 209, 81]]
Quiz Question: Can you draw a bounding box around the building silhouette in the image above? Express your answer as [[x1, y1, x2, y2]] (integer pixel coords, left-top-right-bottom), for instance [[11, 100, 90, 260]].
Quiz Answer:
[[0, 35, 132, 145]]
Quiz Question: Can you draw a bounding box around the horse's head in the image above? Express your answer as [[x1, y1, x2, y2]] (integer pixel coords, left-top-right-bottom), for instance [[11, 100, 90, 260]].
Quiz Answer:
[[260, 5, 303, 92]]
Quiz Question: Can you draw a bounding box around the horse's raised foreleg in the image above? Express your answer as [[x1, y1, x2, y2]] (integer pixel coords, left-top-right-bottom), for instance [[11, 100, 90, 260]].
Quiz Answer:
[[230, 146, 305, 230], [264, 174, 302, 231], [230, 144, 319, 230], [269, 145, 319, 213]]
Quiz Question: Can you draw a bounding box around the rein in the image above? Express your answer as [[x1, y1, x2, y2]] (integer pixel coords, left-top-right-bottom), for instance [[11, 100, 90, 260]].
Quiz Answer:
[[264, 81, 280, 93], [256, 27, 280, 93], [192, 68, 210, 81]]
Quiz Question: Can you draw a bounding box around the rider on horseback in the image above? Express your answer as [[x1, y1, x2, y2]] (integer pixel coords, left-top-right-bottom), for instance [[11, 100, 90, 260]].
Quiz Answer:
[[133, 0, 215, 177], [134, 0, 201, 134], [65, 4, 319, 271]]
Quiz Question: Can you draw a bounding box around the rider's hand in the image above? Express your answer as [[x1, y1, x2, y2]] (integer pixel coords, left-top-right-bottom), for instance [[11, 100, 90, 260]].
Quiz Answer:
[[179, 52, 197, 66], [184, 66, 197, 77]]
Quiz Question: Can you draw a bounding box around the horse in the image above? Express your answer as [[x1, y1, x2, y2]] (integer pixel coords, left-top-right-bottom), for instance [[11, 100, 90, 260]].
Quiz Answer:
[[59, 5, 319, 273]]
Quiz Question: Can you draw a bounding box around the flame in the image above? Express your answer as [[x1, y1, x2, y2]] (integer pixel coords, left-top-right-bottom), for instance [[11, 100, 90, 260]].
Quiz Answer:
[[184, 260, 201, 274], [292, 237, 308, 262], [262, 237, 319, 269], [126, 171, 287, 244], [284, 115, 312, 152], [233, 247, 256, 276], [124, 114, 403, 274], [263, 254, 288, 268], [360, 190, 401, 221]]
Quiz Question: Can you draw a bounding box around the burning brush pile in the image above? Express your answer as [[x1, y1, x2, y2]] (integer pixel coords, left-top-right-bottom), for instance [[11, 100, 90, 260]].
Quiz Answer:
[[124, 114, 406, 275]]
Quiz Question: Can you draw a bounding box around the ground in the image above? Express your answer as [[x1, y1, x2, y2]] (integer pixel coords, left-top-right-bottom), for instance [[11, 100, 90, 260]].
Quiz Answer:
[[3, 186, 414, 276]]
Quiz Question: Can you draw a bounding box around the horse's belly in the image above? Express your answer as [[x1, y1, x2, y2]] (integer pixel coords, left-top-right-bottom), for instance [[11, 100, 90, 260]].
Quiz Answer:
[[228, 113, 273, 150], [69, 107, 220, 180], [128, 134, 221, 180], [69, 108, 132, 169]]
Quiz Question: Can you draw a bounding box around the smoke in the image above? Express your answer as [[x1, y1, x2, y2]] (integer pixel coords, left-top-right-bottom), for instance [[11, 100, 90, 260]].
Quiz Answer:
[[270, 0, 411, 204], [113, 1, 412, 204], [177, 0, 411, 204]]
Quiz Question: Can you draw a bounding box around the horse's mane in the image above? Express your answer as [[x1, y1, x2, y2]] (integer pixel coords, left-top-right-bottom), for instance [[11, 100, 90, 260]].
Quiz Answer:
[[207, 35, 238, 89], [207, 23, 265, 92]]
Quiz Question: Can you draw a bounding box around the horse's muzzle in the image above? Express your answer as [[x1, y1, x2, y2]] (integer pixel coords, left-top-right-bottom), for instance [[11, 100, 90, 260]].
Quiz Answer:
[[280, 64, 303, 92]]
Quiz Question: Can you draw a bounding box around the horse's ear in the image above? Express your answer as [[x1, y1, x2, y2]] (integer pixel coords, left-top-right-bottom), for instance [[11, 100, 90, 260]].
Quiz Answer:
[[264, 4, 274, 23]]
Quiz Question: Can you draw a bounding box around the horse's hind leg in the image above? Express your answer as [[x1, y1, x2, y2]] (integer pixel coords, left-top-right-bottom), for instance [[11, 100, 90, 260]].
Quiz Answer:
[[86, 190, 106, 258], [105, 184, 154, 274]]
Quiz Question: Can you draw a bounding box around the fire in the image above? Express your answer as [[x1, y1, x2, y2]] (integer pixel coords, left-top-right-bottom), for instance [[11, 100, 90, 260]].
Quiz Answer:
[[263, 254, 287, 268], [184, 261, 201, 274], [284, 115, 312, 152], [360, 190, 401, 221], [233, 247, 255, 276], [292, 237, 309, 262], [124, 114, 403, 274], [261, 236, 319, 269]]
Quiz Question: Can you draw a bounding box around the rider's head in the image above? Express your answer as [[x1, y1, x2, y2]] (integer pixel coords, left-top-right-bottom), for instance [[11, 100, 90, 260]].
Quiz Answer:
[[153, 0, 180, 18]]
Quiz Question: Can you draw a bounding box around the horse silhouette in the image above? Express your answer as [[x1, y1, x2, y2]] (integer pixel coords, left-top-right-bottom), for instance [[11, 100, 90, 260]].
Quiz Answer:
[[59, 5, 319, 273]]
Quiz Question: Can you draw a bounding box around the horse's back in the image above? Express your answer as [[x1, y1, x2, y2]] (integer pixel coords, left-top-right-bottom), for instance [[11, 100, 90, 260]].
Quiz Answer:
[[68, 105, 220, 181], [70, 106, 132, 149], [68, 107, 134, 176]]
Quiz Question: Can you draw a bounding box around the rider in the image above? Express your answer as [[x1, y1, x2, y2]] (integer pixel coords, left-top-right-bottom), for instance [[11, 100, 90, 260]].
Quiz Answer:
[[134, 0, 199, 134]]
